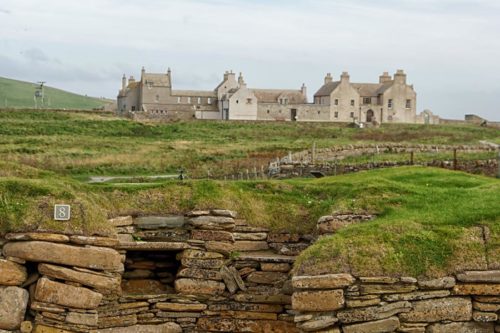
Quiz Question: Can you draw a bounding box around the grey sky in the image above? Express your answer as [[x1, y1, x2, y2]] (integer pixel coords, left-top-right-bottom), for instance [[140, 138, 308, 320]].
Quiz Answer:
[[0, 0, 499, 120]]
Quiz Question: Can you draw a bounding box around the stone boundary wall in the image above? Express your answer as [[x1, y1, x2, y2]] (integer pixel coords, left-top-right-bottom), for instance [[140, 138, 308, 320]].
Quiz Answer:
[[276, 159, 499, 178], [283, 144, 496, 164], [291, 272, 500, 333], [0, 210, 312, 332]]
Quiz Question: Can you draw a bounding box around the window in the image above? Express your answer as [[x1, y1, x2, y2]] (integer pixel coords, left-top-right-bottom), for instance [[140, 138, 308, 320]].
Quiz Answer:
[[187, 97, 191, 104], [236, 100, 239, 104], [131, 106, 135, 111], [351, 99, 355, 106], [317, 110, 321, 114], [406, 99, 411, 109], [388, 99, 393, 108], [267, 110, 270, 114], [155, 95, 160, 102], [197, 97, 201, 104], [350, 112, 354, 118], [363, 97, 371, 104], [177, 97, 181, 104], [334, 111, 338, 118], [334, 99, 339, 106], [246, 98, 252, 104], [208, 98, 212, 105]]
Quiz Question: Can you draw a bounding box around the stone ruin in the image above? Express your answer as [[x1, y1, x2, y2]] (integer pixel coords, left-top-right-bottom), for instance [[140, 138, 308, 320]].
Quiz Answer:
[[0, 209, 499, 332]]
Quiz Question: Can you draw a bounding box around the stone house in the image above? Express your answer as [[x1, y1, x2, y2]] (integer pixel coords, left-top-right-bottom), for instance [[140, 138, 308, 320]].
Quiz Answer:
[[117, 67, 419, 123]]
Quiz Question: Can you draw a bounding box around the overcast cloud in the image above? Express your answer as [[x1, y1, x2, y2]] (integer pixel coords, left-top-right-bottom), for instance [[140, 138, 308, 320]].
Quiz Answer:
[[0, 0, 499, 120]]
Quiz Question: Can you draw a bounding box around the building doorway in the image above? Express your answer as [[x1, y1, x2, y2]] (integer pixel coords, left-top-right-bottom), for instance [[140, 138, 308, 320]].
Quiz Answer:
[[366, 109, 374, 123], [291, 109, 297, 121]]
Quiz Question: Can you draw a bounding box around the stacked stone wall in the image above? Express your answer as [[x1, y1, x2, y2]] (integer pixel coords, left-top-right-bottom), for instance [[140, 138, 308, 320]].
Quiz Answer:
[[1, 210, 499, 332], [0, 210, 311, 332], [291, 273, 500, 332]]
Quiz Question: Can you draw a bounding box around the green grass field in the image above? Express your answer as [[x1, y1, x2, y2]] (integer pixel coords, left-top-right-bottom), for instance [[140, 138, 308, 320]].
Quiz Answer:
[[0, 110, 499, 278], [1, 110, 499, 179], [0, 76, 108, 110]]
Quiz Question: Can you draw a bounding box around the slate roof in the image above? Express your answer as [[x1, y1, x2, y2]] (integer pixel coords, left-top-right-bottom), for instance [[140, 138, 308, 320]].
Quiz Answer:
[[252, 89, 306, 104], [314, 82, 341, 97]]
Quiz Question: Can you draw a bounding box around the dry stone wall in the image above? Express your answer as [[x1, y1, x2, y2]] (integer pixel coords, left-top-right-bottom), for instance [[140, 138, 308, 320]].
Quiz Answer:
[[0, 210, 311, 332], [1, 210, 499, 332], [291, 273, 500, 332]]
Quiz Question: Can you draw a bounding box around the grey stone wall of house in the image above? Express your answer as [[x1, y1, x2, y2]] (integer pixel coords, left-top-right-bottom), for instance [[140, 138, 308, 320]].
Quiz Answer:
[[117, 67, 423, 124]]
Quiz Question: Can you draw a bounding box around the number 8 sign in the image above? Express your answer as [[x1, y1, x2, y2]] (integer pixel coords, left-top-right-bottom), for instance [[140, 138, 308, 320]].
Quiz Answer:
[[54, 205, 71, 221]]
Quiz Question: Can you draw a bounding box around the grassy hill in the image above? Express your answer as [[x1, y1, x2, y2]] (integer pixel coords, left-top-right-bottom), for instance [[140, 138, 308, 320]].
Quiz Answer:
[[0, 76, 108, 110]]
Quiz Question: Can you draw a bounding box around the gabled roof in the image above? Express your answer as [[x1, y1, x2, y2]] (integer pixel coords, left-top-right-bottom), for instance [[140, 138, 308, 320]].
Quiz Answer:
[[142, 73, 171, 87], [314, 81, 341, 97], [252, 89, 306, 104]]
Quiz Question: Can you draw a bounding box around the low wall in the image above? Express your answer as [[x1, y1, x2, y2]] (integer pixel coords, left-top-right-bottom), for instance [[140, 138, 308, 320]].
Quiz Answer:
[[0, 210, 312, 332], [291, 272, 500, 333], [275, 159, 499, 178], [1, 210, 499, 332]]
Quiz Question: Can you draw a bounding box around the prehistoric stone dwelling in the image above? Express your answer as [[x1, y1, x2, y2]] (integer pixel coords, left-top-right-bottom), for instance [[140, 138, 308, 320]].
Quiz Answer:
[[1, 209, 499, 332], [117, 68, 421, 124]]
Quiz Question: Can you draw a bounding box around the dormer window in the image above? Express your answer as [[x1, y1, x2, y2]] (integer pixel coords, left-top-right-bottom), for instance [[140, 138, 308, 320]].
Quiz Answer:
[[363, 97, 371, 104]]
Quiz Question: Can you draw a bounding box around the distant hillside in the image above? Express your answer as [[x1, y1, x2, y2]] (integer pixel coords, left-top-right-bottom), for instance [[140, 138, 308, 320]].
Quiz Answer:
[[0, 76, 109, 110]]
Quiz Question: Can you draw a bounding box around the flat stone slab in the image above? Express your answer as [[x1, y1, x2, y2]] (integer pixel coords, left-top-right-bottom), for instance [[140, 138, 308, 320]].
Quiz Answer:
[[236, 251, 296, 263], [38, 263, 121, 293], [292, 274, 355, 289], [117, 241, 191, 251], [96, 322, 182, 333], [456, 270, 500, 283], [35, 277, 103, 309], [134, 216, 186, 229], [3, 241, 123, 271]]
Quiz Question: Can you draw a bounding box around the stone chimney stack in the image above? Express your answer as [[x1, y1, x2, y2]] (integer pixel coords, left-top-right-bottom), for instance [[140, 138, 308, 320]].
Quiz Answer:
[[379, 71, 392, 83], [301, 83, 307, 99], [141, 66, 146, 80], [129, 76, 135, 83], [324, 73, 333, 84], [122, 74, 127, 90], [340, 71, 350, 83], [238, 72, 246, 88], [394, 69, 407, 85], [227, 70, 236, 82]]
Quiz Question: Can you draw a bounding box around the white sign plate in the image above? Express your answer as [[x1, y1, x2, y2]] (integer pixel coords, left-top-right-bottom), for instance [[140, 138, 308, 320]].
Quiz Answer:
[[54, 204, 71, 221]]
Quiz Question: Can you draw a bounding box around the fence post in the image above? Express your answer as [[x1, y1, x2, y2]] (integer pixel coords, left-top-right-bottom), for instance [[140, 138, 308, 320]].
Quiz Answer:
[[453, 148, 457, 170], [312, 142, 316, 164], [497, 150, 500, 179]]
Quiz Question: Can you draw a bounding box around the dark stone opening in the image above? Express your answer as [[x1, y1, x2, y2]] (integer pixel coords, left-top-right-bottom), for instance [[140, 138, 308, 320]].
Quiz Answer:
[[122, 250, 182, 295]]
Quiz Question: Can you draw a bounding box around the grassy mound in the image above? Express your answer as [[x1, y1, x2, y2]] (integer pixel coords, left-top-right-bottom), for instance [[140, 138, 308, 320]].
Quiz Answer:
[[1, 165, 497, 279], [0, 76, 107, 110], [294, 167, 500, 278]]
